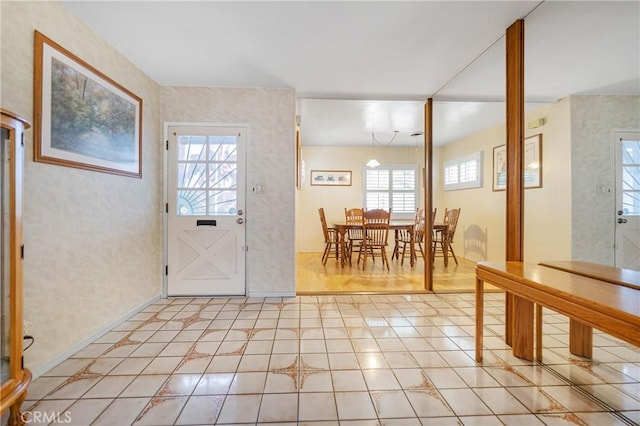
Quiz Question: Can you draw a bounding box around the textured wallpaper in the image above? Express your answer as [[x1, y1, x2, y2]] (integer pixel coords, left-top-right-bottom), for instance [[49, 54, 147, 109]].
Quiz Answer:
[[1, 2, 163, 373], [162, 87, 296, 296], [571, 95, 640, 265]]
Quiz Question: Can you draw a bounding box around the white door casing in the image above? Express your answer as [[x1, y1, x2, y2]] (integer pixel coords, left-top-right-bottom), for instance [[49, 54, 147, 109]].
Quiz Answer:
[[167, 125, 246, 295], [615, 131, 640, 271]]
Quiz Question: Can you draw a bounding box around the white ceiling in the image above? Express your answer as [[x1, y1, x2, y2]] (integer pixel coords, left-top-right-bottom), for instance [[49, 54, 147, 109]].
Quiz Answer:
[[61, 1, 639, 146]]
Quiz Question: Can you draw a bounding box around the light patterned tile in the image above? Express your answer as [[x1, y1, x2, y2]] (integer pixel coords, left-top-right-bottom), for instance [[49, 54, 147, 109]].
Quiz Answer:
[[92, 397, 150, 425], [141, 357, 182, 375], [335, 391, 377, 420], [108, 358, 153, 375], [362, 369, 402, 390], [132, 396, 187, 425], [331, 370, 368, 391], [439, 388, 492, 416], [121, 375, 168, 397], [53, 398, 111, 426], [228, 372, 267, 394], [473, 387, 530, 415], [217, 394, 262, 424], [83, 375, 136, 398], [371, 390, 416, 419], [299, 392, 338, 421], [258, 393, 299, 423], [174, 395, 224, 425], [206, 355, 241, 373]]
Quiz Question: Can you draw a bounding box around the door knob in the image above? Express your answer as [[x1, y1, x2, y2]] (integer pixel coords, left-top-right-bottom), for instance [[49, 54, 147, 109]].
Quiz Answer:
[[237, 218, 244, 224], [617, 218, 627, 224], [238, 209, 244, 216]]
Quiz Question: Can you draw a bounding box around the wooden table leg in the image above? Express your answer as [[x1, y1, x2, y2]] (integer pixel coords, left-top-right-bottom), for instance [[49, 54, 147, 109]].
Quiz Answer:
[[535, 304, 543, 361], [505, 293, 513, 346], [337, 226, 347, 268], [475, 276, 484, 362], [569, 319, 593, 358], [512, 295, 534, 361]]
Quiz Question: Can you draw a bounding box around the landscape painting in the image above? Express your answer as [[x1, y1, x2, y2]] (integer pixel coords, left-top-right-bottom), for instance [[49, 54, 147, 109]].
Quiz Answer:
[[34, 31, 142, 178]]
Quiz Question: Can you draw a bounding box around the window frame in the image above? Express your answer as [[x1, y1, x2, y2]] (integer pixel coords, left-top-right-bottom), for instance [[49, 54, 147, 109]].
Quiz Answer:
[[443, 151, 483, 191], [363, 163, 419, 219]]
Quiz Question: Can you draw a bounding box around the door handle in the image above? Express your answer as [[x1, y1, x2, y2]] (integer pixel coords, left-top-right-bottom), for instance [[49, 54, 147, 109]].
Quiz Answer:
[[237, 218, 244, 225], [617, 218, 627, 224]]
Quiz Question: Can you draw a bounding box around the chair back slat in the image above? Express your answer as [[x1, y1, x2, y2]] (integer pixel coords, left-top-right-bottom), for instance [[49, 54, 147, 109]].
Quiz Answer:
[[318, 208, 333, 243]]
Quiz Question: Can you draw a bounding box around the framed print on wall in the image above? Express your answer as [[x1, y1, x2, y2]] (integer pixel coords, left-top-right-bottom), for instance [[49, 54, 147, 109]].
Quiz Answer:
[[34, 30, 142, 178], [492, 134, 542, 191], [310, 170, 352, 186]]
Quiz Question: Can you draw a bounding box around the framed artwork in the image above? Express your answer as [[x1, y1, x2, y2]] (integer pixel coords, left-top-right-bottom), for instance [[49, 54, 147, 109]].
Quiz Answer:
[[310, 170, 352, 186], [34, 31, 142, 178], [492, 134, 542, 191]]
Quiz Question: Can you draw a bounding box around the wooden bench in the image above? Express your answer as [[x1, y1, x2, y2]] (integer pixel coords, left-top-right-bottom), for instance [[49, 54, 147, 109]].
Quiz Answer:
[[475, 261, 640, 362], [538, 260, 640, 290]]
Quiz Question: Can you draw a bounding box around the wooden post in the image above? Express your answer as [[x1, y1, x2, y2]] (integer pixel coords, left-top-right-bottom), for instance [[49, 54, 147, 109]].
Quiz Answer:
[[505, 19, 534, 360], [424, 98, 433, 291]]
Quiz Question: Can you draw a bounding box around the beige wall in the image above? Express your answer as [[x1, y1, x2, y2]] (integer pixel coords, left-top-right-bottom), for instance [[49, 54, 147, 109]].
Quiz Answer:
[[162, 86, 296, 296], [297, 145, 425, 252], [436, 100, 573, 263], [1, 2, 163, 373]]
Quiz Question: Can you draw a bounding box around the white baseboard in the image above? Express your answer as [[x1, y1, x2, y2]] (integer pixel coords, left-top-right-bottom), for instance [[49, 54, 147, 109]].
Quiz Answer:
[[30, 294, 161, 379], [248, 291, 296, 298]]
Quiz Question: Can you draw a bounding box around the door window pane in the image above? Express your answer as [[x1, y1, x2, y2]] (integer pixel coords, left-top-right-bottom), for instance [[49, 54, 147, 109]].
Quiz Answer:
[[178, 190, 207, 215], [177, 133, 239, 216], [208, 190, 237, 215]]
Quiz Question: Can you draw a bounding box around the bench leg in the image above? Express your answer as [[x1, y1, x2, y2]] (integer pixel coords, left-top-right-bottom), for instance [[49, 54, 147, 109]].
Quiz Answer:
[[535, 304, 543, 361], [505, 292, 513, 346], [512, 295, 534, 361], [569, 319, 593, 358], [475, 277, 484, 362]]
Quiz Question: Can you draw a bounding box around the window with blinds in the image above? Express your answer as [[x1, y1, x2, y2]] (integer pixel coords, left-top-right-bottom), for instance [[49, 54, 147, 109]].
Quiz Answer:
[[443, 151, 483, 191], [364, 164, 418, 217]]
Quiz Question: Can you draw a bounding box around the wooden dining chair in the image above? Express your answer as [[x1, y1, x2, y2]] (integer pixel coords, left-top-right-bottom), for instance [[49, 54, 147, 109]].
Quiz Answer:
[[433, 208, 461, 266], [345, 207, 365, 263], [358, 209, 391, 270], [318, 208, 338, 265], [393, 208, 426, 265]]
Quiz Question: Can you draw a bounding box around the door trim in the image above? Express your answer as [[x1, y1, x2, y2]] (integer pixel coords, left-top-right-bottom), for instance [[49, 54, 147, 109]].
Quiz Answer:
[[162, 121, 250, 298]]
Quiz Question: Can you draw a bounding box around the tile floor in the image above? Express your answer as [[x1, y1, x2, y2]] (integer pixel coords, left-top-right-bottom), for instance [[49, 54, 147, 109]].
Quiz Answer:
[[12, 293, 640, 425]]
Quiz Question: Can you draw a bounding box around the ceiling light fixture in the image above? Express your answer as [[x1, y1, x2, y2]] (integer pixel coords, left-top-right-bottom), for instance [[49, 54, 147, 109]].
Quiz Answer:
[[367, 130, 399, 168]]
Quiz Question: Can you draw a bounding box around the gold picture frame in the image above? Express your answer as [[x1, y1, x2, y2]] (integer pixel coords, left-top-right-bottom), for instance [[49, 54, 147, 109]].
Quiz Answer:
[[34, 31, 142, 178]]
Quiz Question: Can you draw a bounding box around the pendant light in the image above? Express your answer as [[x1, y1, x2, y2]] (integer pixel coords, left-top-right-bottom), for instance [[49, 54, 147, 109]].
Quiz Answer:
[[367, 130, 399, 168], [366, 131, 380, 168]]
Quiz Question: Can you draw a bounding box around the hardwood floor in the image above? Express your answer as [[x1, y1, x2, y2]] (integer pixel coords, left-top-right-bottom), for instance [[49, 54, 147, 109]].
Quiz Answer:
[[296, 251, 488, 294]]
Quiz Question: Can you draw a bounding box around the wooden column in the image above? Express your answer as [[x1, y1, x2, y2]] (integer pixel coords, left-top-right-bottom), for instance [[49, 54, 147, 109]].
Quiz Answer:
[[505, 19, 534, 360], [424, 98, 433, 291]]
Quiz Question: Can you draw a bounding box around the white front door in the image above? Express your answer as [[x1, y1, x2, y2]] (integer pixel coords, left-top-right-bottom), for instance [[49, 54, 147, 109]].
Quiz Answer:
[[615, 131, 640, 271], [167, 125, 246, 296]]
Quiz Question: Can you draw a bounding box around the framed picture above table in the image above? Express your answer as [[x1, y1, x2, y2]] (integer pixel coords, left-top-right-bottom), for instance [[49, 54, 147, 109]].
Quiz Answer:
[[492, 134, 542, 191], [310, 170, 352, 186]]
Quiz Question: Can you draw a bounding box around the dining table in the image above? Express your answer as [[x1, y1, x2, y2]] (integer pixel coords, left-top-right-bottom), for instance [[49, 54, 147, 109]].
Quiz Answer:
[[332, 220, 417, 268]]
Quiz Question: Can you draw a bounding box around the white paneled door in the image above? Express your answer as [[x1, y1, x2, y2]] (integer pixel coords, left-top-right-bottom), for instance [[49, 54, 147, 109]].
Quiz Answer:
[[615, 131, 640, 271], [167, 125, 246, 296]]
